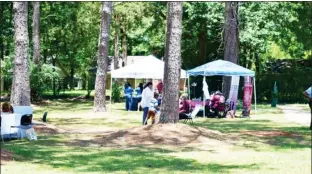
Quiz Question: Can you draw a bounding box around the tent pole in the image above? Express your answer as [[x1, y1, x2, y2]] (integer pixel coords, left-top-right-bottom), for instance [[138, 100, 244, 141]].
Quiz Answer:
[[203, 76, 206, 118], [253, 77, 256, 116], [110, 76, 113, 112], [183, 77, 186, 93], [188, 76, 190, 100]]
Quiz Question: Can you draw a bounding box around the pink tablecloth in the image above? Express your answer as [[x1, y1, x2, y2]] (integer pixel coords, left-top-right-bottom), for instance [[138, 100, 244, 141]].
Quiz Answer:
[[187, 100, 210, 108]]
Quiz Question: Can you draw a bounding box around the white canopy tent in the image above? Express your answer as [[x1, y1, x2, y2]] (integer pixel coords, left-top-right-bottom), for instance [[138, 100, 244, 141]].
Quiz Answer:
[[187, 59, 256, 117], [111, 55, 187, 79], [110, 55, 187, 110]]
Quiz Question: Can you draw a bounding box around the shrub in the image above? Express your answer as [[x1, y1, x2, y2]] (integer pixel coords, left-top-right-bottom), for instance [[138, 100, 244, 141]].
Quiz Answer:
[[112, 81, 123, 103], [30, 63, 61, 101]]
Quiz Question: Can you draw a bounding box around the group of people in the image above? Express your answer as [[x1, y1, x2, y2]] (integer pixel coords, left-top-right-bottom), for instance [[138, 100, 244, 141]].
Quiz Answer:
[[178, 91, 227, 118], [137, 82, 312, 129], [140, 80, 164, 124], [123, 80, 163, 112], [123, 82, 143, 111]]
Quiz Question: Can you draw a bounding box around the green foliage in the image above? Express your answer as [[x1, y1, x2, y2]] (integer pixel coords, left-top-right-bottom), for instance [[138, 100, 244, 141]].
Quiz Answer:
[[182, 2, 224, 69], [1, 2, 311, 101], [1, 55, 61, 100], [30, 63, 61, 101], [111, 81, 123, 103], [257, 66, 312, 103]]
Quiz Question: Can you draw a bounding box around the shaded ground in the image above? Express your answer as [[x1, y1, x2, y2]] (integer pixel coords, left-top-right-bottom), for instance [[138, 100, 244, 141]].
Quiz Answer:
[[67, 123, 230, 147], [241, 130, 298, 137], [0, 149, 19, 165]]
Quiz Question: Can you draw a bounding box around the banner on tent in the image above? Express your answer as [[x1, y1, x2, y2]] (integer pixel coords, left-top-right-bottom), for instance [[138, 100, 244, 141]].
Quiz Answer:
[[228, 76, 240, 113], [243, 77, 253, 116], [202, 77, 210, 100]]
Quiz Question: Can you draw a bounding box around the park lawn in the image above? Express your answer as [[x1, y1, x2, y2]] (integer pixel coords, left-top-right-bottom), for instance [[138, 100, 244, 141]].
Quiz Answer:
[[2, 101, 311, 174]]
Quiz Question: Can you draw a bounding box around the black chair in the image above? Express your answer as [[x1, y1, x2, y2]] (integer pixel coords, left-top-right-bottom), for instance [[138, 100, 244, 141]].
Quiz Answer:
[[10, 114, 33, 139], [42, 112, 48, 122]]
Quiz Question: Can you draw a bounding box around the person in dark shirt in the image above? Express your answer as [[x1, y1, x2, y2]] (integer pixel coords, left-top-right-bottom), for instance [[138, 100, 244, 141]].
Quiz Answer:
[[179, 94, 190, 120]]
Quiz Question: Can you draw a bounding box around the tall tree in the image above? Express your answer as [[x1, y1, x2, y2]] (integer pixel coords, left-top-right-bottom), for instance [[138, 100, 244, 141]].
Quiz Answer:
[[113, 14, 119, 70], [222, 1, 239, 98], [159, 2, 183, 124], [10, 2, 31, 106], [121, 23, 127, 67], [32, 2, 40, 64], [94, 2, 112, 112]]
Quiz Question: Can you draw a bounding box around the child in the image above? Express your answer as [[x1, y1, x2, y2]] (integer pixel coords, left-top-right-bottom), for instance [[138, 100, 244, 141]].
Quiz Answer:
[[145, 92, 160, 124]]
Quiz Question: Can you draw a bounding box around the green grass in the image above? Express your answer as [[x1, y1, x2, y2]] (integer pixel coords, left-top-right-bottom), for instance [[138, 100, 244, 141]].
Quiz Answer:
[[2, 101, 311, 174], [41, 89, 111, 99]]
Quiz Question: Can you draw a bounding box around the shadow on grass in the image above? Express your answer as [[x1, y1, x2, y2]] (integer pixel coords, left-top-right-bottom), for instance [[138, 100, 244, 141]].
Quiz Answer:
[[5, 140, 260, 173], [195, 118, 311, 150]]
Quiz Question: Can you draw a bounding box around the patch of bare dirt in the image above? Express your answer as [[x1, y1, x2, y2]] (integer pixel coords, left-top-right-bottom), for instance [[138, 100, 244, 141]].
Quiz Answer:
[[241, 130, 298, 137], [33, 123, 66, 135], [70, 123, 229, 147], [1, 149, 13, 165]]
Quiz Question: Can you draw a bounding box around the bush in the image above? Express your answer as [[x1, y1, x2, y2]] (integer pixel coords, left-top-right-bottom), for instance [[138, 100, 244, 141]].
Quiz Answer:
[[30, 63, 61, 101], [257, 66, 312, 103], [112, 81, 123, 103], [1, 57, 61, 101]]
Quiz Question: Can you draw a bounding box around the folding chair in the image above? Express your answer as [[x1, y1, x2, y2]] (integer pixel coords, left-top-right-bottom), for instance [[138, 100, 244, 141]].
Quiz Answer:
[[182, 105, 201, 125]]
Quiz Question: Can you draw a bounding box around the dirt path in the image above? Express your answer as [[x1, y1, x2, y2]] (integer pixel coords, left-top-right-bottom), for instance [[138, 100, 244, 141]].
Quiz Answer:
[[278, 105, 311, 126]]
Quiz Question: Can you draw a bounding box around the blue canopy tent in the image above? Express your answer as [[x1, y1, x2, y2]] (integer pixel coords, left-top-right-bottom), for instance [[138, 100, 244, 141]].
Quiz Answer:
[[186, 59, 256, 117]]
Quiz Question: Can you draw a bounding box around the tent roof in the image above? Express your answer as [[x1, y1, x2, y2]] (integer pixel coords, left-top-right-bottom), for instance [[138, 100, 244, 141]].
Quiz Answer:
[[111, 55, 187, 79], [187, 59, 255, 77]]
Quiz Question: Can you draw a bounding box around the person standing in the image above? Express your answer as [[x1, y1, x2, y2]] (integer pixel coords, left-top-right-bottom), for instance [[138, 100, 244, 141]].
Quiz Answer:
[[156, 80, 163, 105], [303, 85, 312, 130], [156, 80, 163, 94], [141, 82, 153, 125], [124, 82, 134, 111]]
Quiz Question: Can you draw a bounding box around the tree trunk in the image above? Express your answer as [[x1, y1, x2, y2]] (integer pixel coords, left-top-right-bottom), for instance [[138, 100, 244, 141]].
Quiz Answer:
[[114, 15, 119, 70], [122, 24, 127, 67], [70, 63, 74, 90], [247, 50, 253, 69], [10, 2, 31, 106], [222, 1, 239, 99], [94, 2, 112, 112], [198, 30, 207, 65], [241, 47, 247, 68], [159, 2, 183, 124], [32, 1, 40, 64], [255, 52, 260, 75]]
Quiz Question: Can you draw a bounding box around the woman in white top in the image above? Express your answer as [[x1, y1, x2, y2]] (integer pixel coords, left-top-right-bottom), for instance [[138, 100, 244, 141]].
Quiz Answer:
[[141, 82, 154, 125], [303, 86, 312, 130]]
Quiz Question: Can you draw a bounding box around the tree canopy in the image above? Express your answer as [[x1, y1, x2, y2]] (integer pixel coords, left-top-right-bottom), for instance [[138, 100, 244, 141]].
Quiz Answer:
[[1, 2, 311, 96]]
